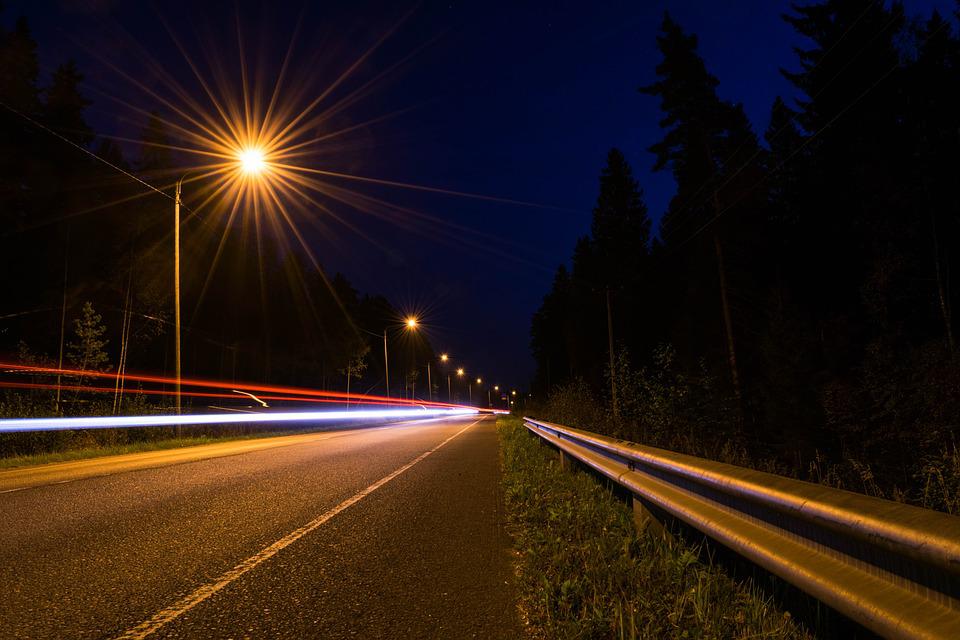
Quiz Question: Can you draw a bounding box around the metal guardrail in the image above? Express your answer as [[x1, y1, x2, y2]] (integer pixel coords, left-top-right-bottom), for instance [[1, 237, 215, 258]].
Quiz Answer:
[[523, 417, 960, 640]]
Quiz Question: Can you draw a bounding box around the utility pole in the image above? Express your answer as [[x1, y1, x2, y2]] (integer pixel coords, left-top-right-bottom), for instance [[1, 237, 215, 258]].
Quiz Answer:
[[383, 329, 390, 398], [713, 234, 741, 408], [427, 361, 432, 402], [55, 232, 69, 414], [174, 177, 183, 433], [702, 135, 742, 413], [606, 287, 619, 419], [447, 374, 451, 403]]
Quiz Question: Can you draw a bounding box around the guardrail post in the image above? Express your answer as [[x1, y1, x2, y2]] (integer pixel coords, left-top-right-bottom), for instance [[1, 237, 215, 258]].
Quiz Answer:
[[632, 496, 668, 540], [559, 448, 571, 471]]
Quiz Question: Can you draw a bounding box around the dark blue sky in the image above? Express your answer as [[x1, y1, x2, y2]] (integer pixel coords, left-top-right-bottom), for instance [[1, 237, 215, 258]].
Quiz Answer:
[[5, 0, 953, 389]]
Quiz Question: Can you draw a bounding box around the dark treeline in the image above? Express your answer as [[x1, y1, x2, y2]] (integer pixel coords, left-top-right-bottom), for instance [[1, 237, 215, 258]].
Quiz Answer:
[[0, 10, 435, 415], [531, 2, 960, 510]]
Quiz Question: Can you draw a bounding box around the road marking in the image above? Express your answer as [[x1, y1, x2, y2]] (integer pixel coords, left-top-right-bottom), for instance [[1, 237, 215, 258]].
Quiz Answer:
[[113, 417, 484, 640]]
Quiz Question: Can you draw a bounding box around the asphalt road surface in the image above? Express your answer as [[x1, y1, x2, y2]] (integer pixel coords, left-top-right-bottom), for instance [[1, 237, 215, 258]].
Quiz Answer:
[[0, 415, 521, 639]]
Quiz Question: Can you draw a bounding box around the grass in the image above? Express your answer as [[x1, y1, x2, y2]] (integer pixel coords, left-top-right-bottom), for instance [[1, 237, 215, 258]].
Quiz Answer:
[[0, 429, 315, 471], [497, 415, 810, 640]]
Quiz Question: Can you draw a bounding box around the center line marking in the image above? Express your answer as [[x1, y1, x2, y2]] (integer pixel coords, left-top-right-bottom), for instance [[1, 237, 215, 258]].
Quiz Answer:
[[114, 417, 483, 640]]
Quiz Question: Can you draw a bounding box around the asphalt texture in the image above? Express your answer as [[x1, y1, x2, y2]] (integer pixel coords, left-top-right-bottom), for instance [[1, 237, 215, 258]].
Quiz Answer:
[[0, 415, 521, 639]]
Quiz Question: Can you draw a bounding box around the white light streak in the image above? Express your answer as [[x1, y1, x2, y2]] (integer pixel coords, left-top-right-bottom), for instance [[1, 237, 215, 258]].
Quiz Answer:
[[0, 408, 478, 433]]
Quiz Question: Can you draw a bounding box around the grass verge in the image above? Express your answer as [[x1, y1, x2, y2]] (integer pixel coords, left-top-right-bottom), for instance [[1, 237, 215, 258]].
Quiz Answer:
[[497, 415, 810, 639], [0, 429, 312, 470]]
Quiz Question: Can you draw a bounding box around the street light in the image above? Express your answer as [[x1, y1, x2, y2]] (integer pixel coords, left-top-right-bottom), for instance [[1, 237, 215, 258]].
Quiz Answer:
[[440, 354, 451, 401], [240, 148, 266, 174], [361, 316, 420, 400], [173, 149, 267, 419]]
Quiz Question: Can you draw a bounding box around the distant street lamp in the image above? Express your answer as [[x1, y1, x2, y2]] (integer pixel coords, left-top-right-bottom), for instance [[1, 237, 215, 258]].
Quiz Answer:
[[440, 353, 450, 401], [355, 317, 418, 400]]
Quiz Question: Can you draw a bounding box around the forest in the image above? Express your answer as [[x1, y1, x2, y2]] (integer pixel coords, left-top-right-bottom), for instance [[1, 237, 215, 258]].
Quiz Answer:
[[529, 2, 960, 512], [0, 9, 436, 425]]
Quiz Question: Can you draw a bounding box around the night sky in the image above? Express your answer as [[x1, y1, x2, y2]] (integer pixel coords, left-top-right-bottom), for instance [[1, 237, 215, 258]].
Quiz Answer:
[[5, 0, 953, 390]]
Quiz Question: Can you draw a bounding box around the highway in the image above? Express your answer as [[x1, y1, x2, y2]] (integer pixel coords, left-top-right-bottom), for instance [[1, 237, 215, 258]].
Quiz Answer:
[[0, 415, 520, 639]]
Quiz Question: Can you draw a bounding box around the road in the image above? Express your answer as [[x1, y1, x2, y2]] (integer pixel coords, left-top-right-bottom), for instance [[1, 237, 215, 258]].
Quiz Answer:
[[0, 415, 521, 639]]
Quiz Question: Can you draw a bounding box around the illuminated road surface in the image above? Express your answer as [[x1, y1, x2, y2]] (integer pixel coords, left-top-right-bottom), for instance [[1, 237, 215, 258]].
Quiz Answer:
[[0, 415, 520, 639]]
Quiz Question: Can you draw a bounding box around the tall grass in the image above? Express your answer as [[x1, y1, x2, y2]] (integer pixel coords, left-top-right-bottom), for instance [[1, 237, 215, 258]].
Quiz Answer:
[[498, 416, 809, 640]]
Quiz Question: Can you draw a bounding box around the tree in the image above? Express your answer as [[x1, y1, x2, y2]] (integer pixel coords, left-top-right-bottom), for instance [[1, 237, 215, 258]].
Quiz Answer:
[[43, 60, 92, 146], [138, 111, 173, 177], [67, 302, 110, 374], [339, 344, 369, 403], [640, 13, 763, 409], [0, 15, 39, 111], [590, 148, 651, 287]]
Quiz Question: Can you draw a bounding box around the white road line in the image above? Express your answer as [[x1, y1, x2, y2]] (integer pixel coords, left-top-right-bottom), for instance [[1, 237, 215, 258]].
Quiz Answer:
[[113, 417, 483, 640]]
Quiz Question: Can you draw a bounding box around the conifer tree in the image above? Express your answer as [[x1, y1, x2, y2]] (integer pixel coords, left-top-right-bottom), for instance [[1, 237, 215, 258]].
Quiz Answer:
[[590, 148, 650, 288], [67, 302, 110, 374], [43, 60, 92, 146], [640, 13, 761, 407]]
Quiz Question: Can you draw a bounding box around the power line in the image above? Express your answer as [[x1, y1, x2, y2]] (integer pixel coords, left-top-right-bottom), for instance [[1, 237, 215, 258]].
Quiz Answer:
[[0, 99, 172, 200]]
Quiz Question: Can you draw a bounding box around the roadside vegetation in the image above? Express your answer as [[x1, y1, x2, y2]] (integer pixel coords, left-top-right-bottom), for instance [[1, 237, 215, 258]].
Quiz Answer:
[[498, 416, 809, 640], [527, 348, 960, 515]]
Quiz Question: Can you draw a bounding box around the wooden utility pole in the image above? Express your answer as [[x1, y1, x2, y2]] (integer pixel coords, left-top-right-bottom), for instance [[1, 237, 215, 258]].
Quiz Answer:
[[702, 135, 743, 410], [55, 232, 69, 414], [931, 206, 954, 353], [606, 287, 619, 419], [713, 234, 741, 407]]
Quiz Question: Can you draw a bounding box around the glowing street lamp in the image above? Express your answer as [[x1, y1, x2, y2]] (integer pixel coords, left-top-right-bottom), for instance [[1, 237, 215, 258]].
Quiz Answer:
[[173, 151, 268, 420], [456, 368, 464, 376], [439, 354, 451, 402], [406, 316, 418, 330], [240, 148, 266, 174]]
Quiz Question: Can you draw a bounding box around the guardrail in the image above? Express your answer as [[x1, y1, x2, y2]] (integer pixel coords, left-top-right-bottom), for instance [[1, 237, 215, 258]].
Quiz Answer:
[[523, 417, 960, 640]]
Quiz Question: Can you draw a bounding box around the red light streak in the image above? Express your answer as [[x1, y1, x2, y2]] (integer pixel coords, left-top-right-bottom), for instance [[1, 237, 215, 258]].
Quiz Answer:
[[0, 363, 463, 409]]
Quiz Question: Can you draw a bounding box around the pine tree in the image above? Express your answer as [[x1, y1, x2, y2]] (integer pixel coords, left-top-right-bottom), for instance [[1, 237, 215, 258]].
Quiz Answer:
[[138, 111, 173, 177], [590, 148, 651, 288], [43, 60, 92, 146], [640, 13, 762, 408], [531, 265, 573, 394], [67, 302, 110, 373], [0, 16, 39, 110], [640, 13, 761, 245]]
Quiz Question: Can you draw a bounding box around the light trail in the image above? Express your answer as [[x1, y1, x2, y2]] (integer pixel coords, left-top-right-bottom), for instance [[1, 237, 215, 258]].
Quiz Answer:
[[0, 407, 478, 434], [0, 380, 425, 408], [0, 362, 459, 408]]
